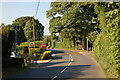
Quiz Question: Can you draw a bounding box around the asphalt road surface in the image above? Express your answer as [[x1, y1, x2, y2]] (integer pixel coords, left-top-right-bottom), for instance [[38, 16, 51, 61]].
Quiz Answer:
[[10, 49, 106, 79]]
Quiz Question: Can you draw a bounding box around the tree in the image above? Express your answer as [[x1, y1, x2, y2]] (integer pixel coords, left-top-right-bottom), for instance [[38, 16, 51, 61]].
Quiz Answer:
[[2, 25, 15, 57], [12, 16, 44, 43], [47, 2, 97, 50]]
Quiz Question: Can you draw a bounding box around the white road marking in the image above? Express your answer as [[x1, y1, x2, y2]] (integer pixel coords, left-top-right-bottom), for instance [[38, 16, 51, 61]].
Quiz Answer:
[[68, 62, 71, 66], [51, 76, 57, 80], [51, 53, 73, 80], [61, 67, 68, 73]]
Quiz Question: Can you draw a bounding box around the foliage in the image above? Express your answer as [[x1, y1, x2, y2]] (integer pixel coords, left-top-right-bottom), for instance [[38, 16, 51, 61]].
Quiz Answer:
[[29, 48, 44, 54], [54, 41, 75, 49], [22, 46, 29, 54], [47, 2, 97, 50], [87, 31, 99, 44], [43, 36, 52, 44], [20, 41, 43, 48], [93, 2, 120, 78], [2, 25, 15, 57], [41, 51, 52, 60], [2, 25, 25, 68], [12, 16, 44, 44], [35, 41, 43, 47], [47, 2, 120, 78]]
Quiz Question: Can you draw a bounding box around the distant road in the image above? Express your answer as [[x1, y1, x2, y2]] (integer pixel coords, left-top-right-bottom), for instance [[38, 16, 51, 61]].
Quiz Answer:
[[12, 49, 106, 79]]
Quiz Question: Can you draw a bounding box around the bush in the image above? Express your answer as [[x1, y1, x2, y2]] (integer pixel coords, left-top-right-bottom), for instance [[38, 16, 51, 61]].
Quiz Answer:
[[22, 46, 29, 53], [20, 42, 29, 46], [35, 41, 43, 47], [17, 45, 28, 53], [29, 47, 44, 54], [33, 53, 42, 60], [41, 51, 52, 60], [39, 48, 44, 53], [20, 41, 43, 48]]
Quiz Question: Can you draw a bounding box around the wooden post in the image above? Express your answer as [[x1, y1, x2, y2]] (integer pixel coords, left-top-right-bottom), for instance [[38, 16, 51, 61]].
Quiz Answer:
[[32, 16, 35, 48]]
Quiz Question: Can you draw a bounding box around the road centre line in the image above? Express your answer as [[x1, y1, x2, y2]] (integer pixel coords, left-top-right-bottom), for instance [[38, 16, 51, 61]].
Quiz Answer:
[[51, 76, 57, 80], [51, 53, 73, 80], [68, 62, 71, 66], [61, 67, 68, 73]]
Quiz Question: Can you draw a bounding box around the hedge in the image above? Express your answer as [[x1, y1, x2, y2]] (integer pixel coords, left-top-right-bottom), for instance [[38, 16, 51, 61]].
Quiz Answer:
[[54, 41, 75, 50], [93, 3, 120, 78], [20, 41, 43, 48]]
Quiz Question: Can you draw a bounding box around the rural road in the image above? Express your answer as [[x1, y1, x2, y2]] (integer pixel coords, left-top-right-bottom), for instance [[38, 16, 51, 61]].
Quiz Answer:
[[9, 49, 106, 79]]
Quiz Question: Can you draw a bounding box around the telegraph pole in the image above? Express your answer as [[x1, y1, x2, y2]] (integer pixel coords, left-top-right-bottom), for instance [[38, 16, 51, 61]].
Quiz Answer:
[[33, 16, 35, 48], [86, 38, 88, 51], [32, 0, 40, 48]]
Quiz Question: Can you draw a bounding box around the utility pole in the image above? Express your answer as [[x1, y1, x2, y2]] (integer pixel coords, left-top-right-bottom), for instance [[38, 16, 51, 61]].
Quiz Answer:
[[33, 16, 35, 48], [86, 38, 88, 51], [32, 0, 40, 48]]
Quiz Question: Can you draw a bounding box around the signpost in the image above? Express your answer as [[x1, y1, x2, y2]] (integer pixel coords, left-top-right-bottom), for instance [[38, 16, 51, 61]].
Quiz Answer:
[[41, 44, 47, 51]]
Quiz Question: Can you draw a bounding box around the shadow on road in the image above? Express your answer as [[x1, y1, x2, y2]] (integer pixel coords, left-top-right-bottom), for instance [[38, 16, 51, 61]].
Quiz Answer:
[[38, 49, 93, 78], [10, 49, 95, 79], [52, 55, 62, 60], [48, 49, 65, 54]]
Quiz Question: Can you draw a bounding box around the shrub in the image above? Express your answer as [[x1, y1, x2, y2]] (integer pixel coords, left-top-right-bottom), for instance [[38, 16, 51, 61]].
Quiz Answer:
[[17, 45, 28, 53], [39, 48, 44, 54], [20, 41, 43, 48], [54, 41, 75, 50], [20, 42, 29, 46], [33, 53, 42, 60], [41, 51, 52, 60], [22, 46, 29, 53], [35, 41, 43, 47], [29, 47, 44, 54]]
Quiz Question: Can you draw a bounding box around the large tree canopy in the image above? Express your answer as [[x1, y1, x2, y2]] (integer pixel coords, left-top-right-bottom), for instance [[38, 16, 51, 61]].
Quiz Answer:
[[47, 2, 97, 50], [12, 16, 44, 43]]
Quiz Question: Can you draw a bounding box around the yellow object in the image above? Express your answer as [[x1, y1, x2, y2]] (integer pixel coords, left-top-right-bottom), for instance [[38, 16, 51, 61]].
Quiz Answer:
[[43, 51, 52, 54]]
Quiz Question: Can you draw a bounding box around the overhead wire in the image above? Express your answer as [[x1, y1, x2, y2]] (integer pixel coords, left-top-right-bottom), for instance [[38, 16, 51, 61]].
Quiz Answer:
[[34, 0, 40, 17], [33, 0, 40, 48]]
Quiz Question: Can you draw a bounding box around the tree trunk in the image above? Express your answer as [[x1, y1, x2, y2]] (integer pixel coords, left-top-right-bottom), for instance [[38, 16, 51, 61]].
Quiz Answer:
[[82, 35, 87, 50]]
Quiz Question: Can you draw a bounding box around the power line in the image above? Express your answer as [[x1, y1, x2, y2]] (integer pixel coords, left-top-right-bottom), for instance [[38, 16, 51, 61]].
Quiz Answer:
[[34, 0, 40, 17], [33, 0, 40, 48]]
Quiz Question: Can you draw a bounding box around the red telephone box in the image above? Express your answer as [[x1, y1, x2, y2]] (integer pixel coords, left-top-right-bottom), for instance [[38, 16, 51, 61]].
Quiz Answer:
[[41, 44, 47, 51]]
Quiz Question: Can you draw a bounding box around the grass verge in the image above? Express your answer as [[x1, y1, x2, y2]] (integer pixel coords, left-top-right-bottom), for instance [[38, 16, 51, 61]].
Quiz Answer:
[[92, 54, 118, 78]]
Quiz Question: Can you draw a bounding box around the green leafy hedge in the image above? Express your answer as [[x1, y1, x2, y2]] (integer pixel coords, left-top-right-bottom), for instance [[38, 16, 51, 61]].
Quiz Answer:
[[54, 41, 78, 50], [20, 41, 43, 48], [93, 3, 120, 78]]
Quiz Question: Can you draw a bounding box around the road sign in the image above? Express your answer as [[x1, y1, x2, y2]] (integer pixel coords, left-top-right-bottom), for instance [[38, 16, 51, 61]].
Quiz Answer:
[[41, 44, 46, 48]]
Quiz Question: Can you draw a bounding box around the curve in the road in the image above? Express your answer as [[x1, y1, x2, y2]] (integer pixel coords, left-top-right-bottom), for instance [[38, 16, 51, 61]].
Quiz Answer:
[[51, 53, 73, 80]]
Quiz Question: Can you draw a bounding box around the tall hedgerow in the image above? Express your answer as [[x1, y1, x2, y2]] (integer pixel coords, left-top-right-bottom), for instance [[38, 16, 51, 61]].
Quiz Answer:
[[94, 2, 120, 78]]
